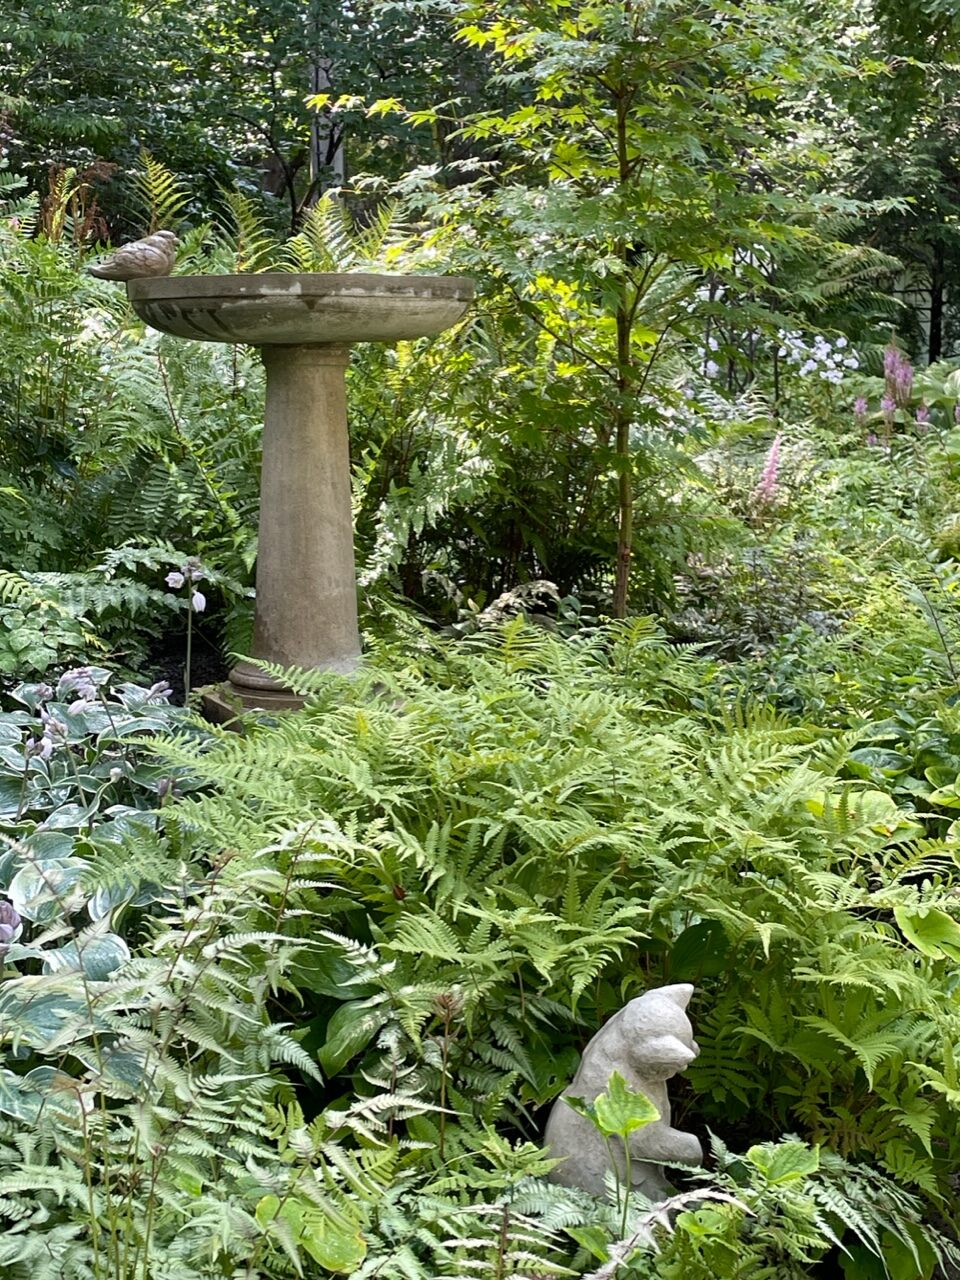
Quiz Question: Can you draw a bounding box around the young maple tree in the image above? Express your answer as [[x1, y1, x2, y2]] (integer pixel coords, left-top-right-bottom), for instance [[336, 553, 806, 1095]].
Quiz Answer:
[[420, 0, 846, 614]]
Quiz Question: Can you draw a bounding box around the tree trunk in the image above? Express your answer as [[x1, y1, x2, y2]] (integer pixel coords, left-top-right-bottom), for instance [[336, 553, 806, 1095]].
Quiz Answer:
[[930, 238, 945, 363], [612, 304, 632, 619], [612, 90, 633, 620], [310, 58, 346, 198]]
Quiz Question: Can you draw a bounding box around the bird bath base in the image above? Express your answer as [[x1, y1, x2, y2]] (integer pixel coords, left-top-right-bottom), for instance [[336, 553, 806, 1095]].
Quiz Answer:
[[128, 274, 474, 711]]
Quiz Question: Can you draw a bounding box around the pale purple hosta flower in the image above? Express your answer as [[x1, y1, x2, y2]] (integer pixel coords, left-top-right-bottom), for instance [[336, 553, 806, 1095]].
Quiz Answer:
[[58, 667, 97, 700], [884, 344, 902, 380], [854, 396, 868, 425], [916, 403, 931, 428], [25, 735, 54, 761], [191, 591, 206, 613], [881, 394, 896, 419], [753, 433, 782, 506], [143, 680, 172, 704], [866, 432, 879, 447], [0, 901, 21, 957], [35, 683, 53, 703], [40, 711, 69, 742], [31, 714, 67, 761], [166, 559, 206, 593]]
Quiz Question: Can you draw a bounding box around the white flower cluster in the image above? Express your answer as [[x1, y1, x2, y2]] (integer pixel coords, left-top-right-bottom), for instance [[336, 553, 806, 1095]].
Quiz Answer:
[[777, 331, 859, 385], [701, 334, 721, 379]]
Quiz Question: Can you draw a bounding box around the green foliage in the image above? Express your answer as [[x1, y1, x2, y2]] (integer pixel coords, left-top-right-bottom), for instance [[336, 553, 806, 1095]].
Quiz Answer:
[[9, 3, 960, 1274], [0, 169, 263, 671], [3, 642, 958, 1276], [139, 620, 960, 1230]]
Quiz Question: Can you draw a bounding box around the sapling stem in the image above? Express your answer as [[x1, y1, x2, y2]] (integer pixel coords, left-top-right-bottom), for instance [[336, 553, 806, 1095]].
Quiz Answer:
[[184, 595, 193, 706]]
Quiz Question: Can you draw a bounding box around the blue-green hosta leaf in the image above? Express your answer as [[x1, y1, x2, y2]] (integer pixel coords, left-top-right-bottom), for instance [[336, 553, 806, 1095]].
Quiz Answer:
[[317, 999, 388, 1076], [847, 747, 912, 777], [255, 1194, 366, 1273], [0, 975, 91, 1050], [0, 745, 26, 770], [0, 1068, 45, 1123], [87, 877, 168, 921], [20, 830, 77, 860], [0, 847, 20, 889], [105, 715, 174, 739], [43, 929, 130, 980], [75, 1042, 152, 1094], [0, 776, 26, 816], [8, 857, 87, 922], [0, 832, 77, 902], [41, 801, 99, 831], [0, 1066, 82, 1122], [0, 717, 29, 744], [38, 700, 110, 740]]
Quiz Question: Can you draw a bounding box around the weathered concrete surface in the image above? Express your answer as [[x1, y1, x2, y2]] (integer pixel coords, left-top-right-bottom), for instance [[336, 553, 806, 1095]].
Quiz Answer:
[[544, 984, 702, 1202], [230, 344, 359, 700], [128, 273, 474, 710], [128, 273, 474, 345]]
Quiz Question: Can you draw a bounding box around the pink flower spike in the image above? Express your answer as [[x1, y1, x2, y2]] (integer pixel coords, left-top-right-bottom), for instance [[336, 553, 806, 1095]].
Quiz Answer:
[[753, 433, 782, 506], [895, 360, 913, 405]]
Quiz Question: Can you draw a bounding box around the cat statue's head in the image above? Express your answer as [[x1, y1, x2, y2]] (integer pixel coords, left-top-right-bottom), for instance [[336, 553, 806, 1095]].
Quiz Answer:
[[619, 984, 699, 1081]]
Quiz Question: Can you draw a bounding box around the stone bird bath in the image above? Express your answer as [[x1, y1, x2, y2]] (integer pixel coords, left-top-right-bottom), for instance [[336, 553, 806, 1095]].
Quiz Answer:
[[128, 273, 474, 710]]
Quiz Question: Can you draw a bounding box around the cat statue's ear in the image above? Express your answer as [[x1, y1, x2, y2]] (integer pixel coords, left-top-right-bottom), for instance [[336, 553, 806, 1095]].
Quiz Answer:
[[657, 983, 694, 1010]]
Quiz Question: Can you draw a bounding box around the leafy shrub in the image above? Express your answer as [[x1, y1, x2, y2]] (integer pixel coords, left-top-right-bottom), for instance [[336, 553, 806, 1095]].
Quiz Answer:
[[0, 636, 957, 1277]]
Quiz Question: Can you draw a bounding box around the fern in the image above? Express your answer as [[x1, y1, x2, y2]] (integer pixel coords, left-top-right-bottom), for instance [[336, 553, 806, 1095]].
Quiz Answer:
[[134, 151, 189, 234]]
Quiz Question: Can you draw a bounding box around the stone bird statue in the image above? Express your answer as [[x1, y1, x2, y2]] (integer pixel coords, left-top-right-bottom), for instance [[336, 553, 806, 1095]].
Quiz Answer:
[[86, 230, 178, 281]]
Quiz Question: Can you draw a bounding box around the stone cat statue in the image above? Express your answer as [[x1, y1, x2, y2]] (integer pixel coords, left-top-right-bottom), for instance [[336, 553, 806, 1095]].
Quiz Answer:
[[544, 983, 702, 1200]]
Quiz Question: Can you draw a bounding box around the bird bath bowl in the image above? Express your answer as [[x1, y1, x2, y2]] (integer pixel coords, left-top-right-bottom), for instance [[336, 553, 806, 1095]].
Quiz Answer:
[[128, 273, 474, 711]]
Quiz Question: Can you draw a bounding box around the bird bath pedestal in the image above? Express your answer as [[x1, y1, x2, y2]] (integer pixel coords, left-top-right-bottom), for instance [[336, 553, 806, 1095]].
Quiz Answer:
[[128, 273, 474, 711]]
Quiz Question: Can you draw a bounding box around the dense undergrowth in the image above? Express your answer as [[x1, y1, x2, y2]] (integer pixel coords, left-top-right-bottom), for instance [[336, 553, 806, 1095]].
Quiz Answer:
[[5, 614, 960, 1277], [6, 27, 960, 1276]]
